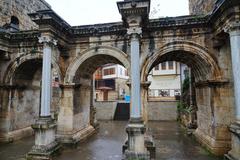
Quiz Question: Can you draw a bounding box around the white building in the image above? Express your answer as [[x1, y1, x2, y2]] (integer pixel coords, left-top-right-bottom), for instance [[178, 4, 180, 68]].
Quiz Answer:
[[102, 64, 129, 80], [94, 64, 129, 101], [148, 61, 183, 99]]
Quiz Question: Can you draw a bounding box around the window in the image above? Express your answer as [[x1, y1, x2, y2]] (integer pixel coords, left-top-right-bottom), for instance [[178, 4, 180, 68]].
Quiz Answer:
[[125, 69, 128, 76], [161, 62, 166, 70], [154, 64, 159, 70], [168, 61, 174, 70], [10, 16, 19, 30], [120, 68, 123, 75], [103, 68, 115, 76]]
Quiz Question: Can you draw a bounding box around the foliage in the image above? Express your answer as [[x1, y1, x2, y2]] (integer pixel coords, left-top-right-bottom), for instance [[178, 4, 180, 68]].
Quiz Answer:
[[177, 101, 193, 114], [182, 76, 190, 94]]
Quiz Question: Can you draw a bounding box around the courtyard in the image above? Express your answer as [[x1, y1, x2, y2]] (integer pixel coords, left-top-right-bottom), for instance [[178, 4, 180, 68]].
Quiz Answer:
[[0, 121, 223, 160]]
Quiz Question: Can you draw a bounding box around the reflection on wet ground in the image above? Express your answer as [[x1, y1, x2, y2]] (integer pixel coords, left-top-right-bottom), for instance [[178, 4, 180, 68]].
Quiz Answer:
[[0, 121, 223, 160], [148, 121, 223, 160]]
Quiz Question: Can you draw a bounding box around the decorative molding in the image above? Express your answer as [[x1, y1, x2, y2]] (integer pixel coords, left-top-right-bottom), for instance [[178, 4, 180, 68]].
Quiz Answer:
[[59, 83, 81, 89], [195, 79, 229, 88]]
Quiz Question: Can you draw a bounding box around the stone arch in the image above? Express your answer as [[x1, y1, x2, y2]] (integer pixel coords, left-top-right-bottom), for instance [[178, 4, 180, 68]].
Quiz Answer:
[[3, 52, 63, 85], [65, 46, 130, 83], [142, 41, 232, 155], [0, 51, 63, 142], [57, 46, 130, 142], [141, 41, 222, 82]]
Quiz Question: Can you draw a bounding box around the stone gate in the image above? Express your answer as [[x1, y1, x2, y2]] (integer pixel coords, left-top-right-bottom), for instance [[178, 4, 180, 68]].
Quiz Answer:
[[0, 0, 240, 159]]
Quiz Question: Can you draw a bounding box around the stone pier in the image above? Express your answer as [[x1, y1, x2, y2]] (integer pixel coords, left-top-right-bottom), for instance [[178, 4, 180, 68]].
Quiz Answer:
[[57, 83, 96, 145]]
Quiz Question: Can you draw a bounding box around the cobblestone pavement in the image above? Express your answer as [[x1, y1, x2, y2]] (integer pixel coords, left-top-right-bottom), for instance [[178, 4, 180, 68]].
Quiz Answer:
[[0, 121, 223, 160]]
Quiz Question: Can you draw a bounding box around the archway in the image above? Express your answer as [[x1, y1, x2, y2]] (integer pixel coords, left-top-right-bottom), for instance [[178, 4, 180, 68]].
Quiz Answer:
[[0, 52, 62, 142], [142, 41, 221, 82], [142, 41, 232, 155], [58, 46, 130, 144]]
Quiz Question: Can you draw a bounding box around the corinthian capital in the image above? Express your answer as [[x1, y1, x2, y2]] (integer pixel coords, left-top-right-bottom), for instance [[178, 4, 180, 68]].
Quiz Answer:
[[224, 22, 240, 36], [127, 27, 142, 40], [127, 27, 142, 35], [38, 35, 57, 46]]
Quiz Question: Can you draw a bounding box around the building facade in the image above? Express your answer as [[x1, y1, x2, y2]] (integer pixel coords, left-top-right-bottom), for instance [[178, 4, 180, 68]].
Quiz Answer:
[[94, 64, 129, 101], [148, 61, 181, 99]]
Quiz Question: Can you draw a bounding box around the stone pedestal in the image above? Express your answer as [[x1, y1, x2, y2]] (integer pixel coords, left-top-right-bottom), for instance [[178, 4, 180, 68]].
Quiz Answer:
[[90, 105, 99, 129], [225, 123, 240, 160], [26, 117, 61, 160], [124, 119, 150, 160]]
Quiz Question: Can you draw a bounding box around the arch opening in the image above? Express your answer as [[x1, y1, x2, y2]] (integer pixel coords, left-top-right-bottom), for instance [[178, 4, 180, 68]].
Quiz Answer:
[[73, 54, 125, 83], [59, 47, 131, 138], [0, 56, 62, 141], [143, 43, 232, 156], [72, 53, 130, 121], [145, 50, 218, 82]]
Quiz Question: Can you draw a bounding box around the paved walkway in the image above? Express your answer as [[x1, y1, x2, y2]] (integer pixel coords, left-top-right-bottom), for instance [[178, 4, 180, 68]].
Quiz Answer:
[[0, 121, 223, 160]]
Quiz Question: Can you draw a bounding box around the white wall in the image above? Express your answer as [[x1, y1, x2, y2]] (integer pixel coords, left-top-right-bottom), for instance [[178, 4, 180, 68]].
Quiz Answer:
[[148, 75, 181, 90], [148, 61, 182, 97]]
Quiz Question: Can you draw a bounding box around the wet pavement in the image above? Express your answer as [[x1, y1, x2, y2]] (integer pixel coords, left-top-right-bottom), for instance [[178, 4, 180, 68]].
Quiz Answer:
[[0, 121, 223, 160], [148, 121, 223, 160]]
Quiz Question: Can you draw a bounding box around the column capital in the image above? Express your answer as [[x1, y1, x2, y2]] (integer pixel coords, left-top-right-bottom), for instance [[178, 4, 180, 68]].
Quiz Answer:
[[38, 35, 57, 46], [59, 83, 81, 89], [127, 27, 142, 39], [224, 22, 240, 36]]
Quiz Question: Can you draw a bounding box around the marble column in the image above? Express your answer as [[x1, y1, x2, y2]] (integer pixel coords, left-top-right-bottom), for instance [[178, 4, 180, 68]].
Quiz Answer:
[[225, 22, 240, 160], [27, 35, 60, 160], [129, 29, 141, 119], [124, 27, 150, 160], [40, 36, 56, 117]]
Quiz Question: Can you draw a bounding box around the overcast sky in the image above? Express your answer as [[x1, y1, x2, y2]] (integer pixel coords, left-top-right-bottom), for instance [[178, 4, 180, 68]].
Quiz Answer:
[[45, 0, 189, 26]]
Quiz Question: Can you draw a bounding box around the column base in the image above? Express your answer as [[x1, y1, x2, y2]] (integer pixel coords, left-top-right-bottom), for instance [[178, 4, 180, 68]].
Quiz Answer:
[[26, 141, 61, 160], [57, 125, 96, 146], [124, 150, 150, 160], [122, 118, 154, 160], [90, 106, 100, 130], [0, 126, 34, 143], [194, 128, 231, 155], [225, 123, 240, 160], [224, 154, 238, 160], [26, 117, 61, 160]]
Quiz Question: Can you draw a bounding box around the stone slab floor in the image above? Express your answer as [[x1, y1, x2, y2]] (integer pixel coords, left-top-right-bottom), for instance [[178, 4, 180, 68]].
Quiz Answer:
[[0, 121, 223, 160]]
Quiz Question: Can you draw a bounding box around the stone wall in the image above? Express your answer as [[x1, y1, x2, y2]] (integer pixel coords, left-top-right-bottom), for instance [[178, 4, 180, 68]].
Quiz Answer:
[[0, 0, 51, 30], [148, 101, 178, 121], [189, 0, 215, 15], [95, 101, 178, 121], [194, 85, 234, 155], [95, 101, 117, 120]]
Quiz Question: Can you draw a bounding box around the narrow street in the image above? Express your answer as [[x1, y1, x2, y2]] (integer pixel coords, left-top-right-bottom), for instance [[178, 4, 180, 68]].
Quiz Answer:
[[0, 121, 223, 160]]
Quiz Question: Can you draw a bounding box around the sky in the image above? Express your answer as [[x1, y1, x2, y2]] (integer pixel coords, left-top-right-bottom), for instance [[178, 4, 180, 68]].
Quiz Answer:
[[45, 0, 189, 26]]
